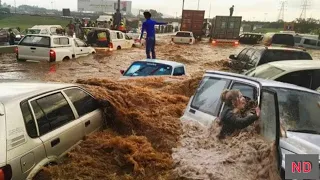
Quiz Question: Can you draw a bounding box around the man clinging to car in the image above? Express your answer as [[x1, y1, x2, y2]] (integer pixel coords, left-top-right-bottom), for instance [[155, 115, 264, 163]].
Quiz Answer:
[[140, 11, 167, 59]]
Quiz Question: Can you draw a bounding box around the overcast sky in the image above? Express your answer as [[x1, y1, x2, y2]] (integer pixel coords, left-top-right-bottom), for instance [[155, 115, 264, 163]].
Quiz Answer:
[[3, 0, 320, 21]]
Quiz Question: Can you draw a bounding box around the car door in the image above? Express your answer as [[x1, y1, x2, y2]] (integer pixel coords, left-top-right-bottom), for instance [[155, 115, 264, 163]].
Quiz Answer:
[[29, 91, 83, 158], [75, 38, 90, 55], [18, 35, 50, 61], [275, 70, 313, 89], [63, 88, 103, 135], [73, 39, 88, 57], [124, 34, 133, 48]]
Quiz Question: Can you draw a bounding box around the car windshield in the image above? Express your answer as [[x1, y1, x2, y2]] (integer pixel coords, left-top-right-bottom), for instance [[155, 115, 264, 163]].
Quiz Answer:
[[26, 29, 41, 34], [176, 32, 191, 37], [247, 64, 285, 79], [123, 61, 173, 77], [268, 87, 320, 134]]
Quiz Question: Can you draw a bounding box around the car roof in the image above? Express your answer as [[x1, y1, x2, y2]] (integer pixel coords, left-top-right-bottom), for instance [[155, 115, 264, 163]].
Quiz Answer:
[[24, 34, 68, 38], [135, 59, 185, 67], [268, 60, 320, 71], [0, 81, 76, 104], [177, 31, 192, 33], [251, 46, 306, 52], [205, 70, 320, 94]]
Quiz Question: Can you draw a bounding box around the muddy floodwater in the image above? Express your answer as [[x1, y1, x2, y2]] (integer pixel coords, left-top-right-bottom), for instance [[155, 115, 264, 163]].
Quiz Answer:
[[0, 37, 251, 81], [1, 37, 319, 81]]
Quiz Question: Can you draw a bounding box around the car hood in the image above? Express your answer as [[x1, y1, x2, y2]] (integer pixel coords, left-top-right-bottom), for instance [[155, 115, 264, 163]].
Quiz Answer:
[[280, 131, 320, 154]]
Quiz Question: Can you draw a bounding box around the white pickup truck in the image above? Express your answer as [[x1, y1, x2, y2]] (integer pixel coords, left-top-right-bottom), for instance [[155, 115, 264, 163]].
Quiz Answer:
[[171, 31, 195, 45], [16, 34, 96, 62]]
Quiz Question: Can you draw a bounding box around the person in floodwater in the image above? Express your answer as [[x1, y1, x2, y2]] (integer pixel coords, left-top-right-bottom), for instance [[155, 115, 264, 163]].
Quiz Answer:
[[140, 11, 168, 59], [230, 5, 234, 16], [218, 89, 260, 139], [8, 29, 16, 45]]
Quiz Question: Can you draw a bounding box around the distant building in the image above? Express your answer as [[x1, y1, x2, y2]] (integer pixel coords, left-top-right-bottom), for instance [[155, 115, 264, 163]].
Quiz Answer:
[[78, 0, 132, 14]]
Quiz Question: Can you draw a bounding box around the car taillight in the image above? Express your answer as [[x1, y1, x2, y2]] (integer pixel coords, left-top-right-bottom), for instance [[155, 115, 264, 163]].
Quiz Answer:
[[234, 41, 239, 46], [109, 43, 113, 51], [49, 49, 56, 62], [0, 165, 12, 180], [212, 40, 217, 45]]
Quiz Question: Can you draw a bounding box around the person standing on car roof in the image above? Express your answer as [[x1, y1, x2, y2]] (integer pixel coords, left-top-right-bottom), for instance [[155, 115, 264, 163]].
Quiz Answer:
[[230, 5, 234, 16], [140, 11, 167, 59], [217, 89, 260, 139]]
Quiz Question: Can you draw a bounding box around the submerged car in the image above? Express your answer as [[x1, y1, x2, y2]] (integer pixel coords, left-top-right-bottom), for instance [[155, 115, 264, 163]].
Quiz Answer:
[[0, 81, 104, 180], [181, 70, 320, 179], [229, 46, 313, 72], [119, 59, 187, 80], [244, 60, 320, 90]]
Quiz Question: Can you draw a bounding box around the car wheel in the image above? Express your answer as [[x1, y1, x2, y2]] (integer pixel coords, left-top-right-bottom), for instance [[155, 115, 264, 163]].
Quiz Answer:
[[117, 46, 121, 50], [62, 56, 70, 61], [92, 51, 96, 54], [33, 169, 52, 179]]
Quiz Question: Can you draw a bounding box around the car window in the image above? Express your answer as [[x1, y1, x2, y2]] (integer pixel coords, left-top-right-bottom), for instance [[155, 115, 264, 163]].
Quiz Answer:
[[74, 39, 85, 47], [21, 101, 38, 138], [248, 64, 285, 79], [41, 29, 48, 34], [249, 50, 262, 66], [53, 37, 69, 45], [268, 87, 320, 135], [64, 88, 99, 117], [272, 34, 294, 46], [117, 32, 123, 39], [260, 50, 312, 64], [242, 49, 255, 61], [191, 77, 229, 116], [19, 35, 50, 47], [294, 37, 302, 44], [31, 92, 75, 136], [50, 27, 57, 33], [176, 32, 192, 37], [260, 90, 277, 141], [231, 83, 256, 100], [173, 67, 185, 76], [237, 48, 249, 60], [125, 35, 131, 40], [276, 70, 313, 89], [124, 61, 173, 76], [303, 39, 317, 46], [312, 70, 320, 90]]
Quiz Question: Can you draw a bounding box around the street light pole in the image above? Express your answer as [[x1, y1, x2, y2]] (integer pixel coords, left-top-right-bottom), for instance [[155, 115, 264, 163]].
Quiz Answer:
[[180, 0, 185, 31], [197, 0, 199, 10]]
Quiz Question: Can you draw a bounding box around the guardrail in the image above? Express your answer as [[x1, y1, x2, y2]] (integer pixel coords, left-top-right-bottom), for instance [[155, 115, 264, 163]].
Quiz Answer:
[[0, 45, 17, 54]]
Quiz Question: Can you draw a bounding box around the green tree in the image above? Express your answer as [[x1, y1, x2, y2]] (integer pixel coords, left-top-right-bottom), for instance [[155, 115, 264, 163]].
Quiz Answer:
[[294, 18, 320, 34], [142, 9, 163, 18]]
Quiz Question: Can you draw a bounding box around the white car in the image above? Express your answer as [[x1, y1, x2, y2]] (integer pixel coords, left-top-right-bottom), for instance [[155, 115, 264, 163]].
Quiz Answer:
[[27, 25, 63, 35], [294, 36, 320, 50], [244, 60, 320, 90], [109, 30, 134, 50], [16, 34, 96, 62], [0, 81, 104, 180], [126, 33, 146, 47], [119, 59, 187, 80], [171, 31, 195, 45]]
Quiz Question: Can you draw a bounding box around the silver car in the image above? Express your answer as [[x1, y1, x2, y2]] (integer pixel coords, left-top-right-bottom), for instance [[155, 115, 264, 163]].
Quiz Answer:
[[181, 70, 320, 179], [0, 81, 103, 180]]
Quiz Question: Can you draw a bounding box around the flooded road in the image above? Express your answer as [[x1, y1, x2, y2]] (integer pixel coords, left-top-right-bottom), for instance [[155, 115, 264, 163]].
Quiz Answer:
[[1, 37, 319, 82], [0, 38, 244, 82]]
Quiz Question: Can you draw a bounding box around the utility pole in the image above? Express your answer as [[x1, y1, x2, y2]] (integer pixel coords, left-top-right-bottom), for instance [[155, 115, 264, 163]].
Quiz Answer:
[[264, 13, 268, 22], [209, 3, 211, 18], [197, 0, 200, 10], [180, 0, 185, 31], [277, 0, 287, 21], [14, 0, 16, 13], [299, 0, 310, 20]]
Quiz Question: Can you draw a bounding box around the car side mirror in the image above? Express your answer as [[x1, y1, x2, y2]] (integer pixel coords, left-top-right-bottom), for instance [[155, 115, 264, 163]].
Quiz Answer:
[[229, 54, 236, 60], [120, 70, 124, 75]]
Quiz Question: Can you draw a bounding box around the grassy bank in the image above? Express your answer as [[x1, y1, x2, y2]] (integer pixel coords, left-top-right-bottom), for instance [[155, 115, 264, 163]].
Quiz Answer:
[[0, 14, 69, 31]]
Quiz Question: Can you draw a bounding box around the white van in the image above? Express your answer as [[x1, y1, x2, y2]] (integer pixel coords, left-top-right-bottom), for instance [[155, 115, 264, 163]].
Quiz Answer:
[[294, 36, 320, 49], [27, 25, 63, 35], [109, 30, 134, 50]]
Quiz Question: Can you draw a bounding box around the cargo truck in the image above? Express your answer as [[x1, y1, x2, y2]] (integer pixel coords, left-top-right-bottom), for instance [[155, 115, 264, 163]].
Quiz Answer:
[[180, 10, 205, 40], [210, 16, 242, 45]]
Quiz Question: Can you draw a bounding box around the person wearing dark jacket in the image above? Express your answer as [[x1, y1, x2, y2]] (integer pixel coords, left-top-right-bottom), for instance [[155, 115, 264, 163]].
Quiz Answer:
[[218, 89, 260, 139], [230, 5, 234, 16], [140, 11, 167, 59], [8, 29, 15, 45]]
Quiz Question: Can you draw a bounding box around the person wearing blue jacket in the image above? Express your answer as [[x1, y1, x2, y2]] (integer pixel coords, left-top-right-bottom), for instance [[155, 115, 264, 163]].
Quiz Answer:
[[140, 11, 167, 59]]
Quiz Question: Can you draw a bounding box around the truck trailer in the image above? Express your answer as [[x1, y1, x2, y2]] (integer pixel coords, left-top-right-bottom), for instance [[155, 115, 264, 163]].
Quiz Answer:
[[210, 16, 242, 45], [180, 10, 205, 40]]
